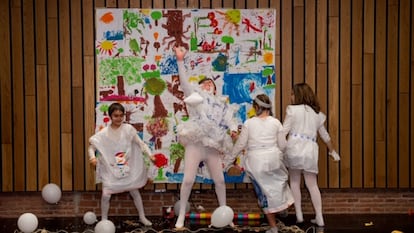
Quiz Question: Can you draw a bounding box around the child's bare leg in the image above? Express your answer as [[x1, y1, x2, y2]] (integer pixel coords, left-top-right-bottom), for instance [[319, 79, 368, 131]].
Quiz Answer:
[[265, 213, 279, 233]]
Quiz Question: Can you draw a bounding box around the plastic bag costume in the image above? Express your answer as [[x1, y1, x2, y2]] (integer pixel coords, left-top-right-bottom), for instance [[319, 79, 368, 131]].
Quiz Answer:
[[89, 123, 151, 193], [230, 116, 294, 214]]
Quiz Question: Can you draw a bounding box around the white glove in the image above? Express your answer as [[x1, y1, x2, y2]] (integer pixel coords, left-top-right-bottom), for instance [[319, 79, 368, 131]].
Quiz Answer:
[[329, 150, 340, 161]]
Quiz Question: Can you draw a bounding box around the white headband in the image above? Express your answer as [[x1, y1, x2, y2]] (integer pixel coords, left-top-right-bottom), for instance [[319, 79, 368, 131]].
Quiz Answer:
[[254, 97, 272, 108]]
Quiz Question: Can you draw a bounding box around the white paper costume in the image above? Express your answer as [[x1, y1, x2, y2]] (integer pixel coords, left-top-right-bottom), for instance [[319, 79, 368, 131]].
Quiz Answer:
[[230, 116, 294, 214], [177, 63, 238, 154], [89, 123, 151, 192], [279, 104, 331, 174]]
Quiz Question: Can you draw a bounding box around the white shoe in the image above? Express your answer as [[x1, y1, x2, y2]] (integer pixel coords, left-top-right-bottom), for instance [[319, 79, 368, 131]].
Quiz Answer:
[[175, 215, 185, 229]]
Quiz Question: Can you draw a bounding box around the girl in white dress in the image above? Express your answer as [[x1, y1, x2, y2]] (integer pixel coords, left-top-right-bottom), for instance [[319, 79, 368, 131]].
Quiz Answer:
[[88, 103, 155, 225], [226, 94, 294, 233], [278, 83, 340, 227], [173, 46, 239, 229]]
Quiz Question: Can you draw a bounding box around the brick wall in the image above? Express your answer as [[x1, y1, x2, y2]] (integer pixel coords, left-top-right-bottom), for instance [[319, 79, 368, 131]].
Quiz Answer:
[[1, 188, 413, 218]]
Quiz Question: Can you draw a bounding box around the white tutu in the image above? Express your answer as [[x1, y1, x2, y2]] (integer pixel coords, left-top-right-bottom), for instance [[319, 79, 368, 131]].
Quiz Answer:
[[177, 90, 237, 154]]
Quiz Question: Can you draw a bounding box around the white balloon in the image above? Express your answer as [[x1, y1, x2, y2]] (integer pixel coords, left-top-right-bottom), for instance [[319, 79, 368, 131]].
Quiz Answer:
[[94, 219, 116, 233], [41, 183, 62, 204], [83, 211, 97, 225], [174, 200, 191, 216], [17, 213, 38, 233], [211, 205, 234, 228]]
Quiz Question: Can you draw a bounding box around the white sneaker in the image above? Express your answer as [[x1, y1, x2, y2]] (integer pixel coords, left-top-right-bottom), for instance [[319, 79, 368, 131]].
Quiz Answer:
[[175, 215, 185, 229]]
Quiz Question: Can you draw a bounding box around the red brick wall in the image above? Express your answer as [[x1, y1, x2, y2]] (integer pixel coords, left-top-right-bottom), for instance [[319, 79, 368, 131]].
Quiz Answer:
[[1, 189, 413, 218]]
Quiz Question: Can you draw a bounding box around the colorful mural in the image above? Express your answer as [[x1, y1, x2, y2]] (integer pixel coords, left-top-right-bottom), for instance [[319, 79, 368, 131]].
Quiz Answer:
[[95, 8, 276, 183]]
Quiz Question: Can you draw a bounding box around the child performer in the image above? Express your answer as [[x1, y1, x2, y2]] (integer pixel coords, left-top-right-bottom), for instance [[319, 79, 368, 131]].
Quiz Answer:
[[173, 46, 239, 229], [88, 102, 155, 226], [278, 83, 340, 227], [225, 94, 294, 233]]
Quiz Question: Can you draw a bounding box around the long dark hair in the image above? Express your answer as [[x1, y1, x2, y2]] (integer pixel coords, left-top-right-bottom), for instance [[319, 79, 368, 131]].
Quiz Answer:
[[292, 83, 320, 113]]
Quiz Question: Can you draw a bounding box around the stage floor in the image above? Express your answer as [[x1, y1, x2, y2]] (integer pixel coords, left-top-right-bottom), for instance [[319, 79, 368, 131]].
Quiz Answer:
[[2, 214, 413, 232]]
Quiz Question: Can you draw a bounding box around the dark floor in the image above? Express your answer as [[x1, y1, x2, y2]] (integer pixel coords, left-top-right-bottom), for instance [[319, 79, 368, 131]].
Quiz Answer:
[[1, 214, 413, 233]]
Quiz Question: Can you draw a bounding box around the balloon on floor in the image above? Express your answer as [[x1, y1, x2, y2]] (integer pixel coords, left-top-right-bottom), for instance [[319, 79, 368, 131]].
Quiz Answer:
[[17, 213, 38, 233], [95, 219, 115, 233], [83, 211, 97, 225]]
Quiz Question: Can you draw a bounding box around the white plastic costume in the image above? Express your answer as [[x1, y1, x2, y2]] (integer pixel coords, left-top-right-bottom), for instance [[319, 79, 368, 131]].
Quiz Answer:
[[88, 123, 152, 224], [174, 60, 238, 229], [89, 123, 151, 191], [279, 104, 331, 174], [230, 116, 294, 214]]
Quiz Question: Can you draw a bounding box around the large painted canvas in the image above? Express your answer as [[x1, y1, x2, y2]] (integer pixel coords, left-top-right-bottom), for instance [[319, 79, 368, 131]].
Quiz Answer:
[[95, 8, 276, 183]]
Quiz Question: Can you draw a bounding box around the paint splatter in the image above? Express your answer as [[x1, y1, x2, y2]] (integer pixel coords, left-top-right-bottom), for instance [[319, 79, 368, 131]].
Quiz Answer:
[[263, 52, 273, 64], [100, 12, 114, 24]]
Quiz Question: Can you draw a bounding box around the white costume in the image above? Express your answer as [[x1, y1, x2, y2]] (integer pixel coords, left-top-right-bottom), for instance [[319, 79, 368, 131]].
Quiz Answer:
[[88, 123, 152, 224], [89, 123, 151, 191], [230, 116, 294, 214], [176, 62, 238, 154], [279, 104, 331, 174], [174, 60, 238, 228]]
